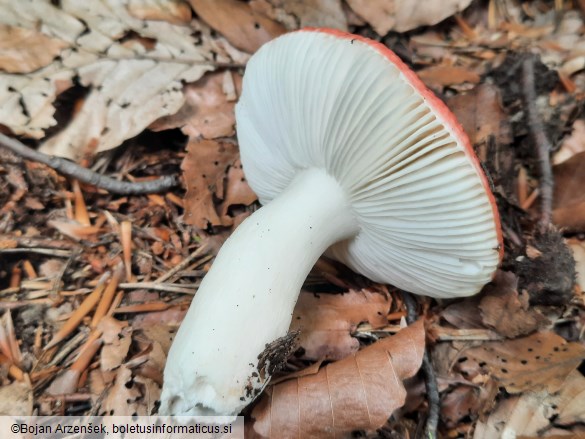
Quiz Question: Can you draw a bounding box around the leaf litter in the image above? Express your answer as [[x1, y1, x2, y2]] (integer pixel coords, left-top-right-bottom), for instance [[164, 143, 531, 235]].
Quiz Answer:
[[0, 0, 585, 437]]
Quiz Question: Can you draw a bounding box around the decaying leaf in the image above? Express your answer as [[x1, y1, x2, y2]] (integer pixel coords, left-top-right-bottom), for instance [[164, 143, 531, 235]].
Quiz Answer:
[[0, 0, 213, 159], [188, 0, 285, 53], [474, 371, 585, 438], [345, 0, 473, 35], [150, 71, 242, 139], [98, 317, 132, 372], [447, 83, 512, 147], [258, 0, 348, 30], [440, 270, 548, 338], [181, 139, 256, 228], [101, 365, 143, 416], [251, 320, 425, 438], [478, 271, 549, 338], [465, 331, 585, 394], [0, 24, 70, 74], [289, 288, 392, 360], [441, 380, 499, 429]]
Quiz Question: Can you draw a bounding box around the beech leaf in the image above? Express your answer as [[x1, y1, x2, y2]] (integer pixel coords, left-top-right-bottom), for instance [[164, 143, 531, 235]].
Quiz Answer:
[[0, 0, 214, 159], [250, 319, 425, 438], [465, 331, 585, 394], [290, 288, 392, 361]]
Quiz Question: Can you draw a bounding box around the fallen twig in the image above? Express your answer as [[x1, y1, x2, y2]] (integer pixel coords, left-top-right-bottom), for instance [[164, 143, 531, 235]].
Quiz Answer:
[[0, 132, 179, 195], [401, 291, 439, 439], [520, 55, 554, 231], [118, 281, 198, 295], [0, 248, 73, 257]]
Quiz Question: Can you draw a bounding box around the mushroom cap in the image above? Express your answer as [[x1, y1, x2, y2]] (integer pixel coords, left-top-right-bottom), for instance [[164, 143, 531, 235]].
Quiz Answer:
[[235, 29, 502, 298]]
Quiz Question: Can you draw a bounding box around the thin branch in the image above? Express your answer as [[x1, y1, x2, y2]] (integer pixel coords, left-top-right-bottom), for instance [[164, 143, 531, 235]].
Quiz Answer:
[[0, 133, 179, 195], [118, 282, 198, 295], [401, 291, 440, 439], [520, 55, 554, 231]]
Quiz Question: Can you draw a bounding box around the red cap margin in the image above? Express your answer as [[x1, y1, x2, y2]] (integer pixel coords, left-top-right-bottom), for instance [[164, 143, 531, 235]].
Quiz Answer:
[[296, 27, 504, 263]]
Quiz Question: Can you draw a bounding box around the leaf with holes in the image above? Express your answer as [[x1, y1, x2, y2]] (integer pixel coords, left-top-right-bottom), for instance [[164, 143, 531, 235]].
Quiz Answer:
[[465, 331, 585, 394]]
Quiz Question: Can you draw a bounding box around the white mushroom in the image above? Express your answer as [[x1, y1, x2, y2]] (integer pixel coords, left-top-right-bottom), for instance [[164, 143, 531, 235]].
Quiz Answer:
[[160, 29, 502, 416]]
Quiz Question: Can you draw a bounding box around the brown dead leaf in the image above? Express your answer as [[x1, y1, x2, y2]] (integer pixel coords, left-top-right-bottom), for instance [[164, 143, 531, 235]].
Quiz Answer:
[[465, 331, 585, 394], [479, 271, 549, 338], [0, 380, 32, 416], [263, 0, 348, 30], [150, 71, 242, 139], [289, 288, 392, 361], [447, 83, 512, 147], [418, 65, 481, 89], [182, 139, 256, 228], [101, 365, 143, 416], [251, 320, 425, 438], [0, 24, 69, 74], [219, 158, 258, 221], [182, 139, 237, 228], [345, 0, 473, 34], [553, 150, 585, 230], [98, 317, 132, 371], [441, 381, 499, 428], [474, 370, 585, 438], [188, 0, 286, 53]]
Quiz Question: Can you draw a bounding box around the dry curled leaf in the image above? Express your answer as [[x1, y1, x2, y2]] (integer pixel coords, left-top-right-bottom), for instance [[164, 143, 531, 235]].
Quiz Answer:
[[250, 319, 425, 438], [290, 288, 392, 361], [345, 0, 473, 35], [465, 331, 585, 394], [0, 0, 213, 159]]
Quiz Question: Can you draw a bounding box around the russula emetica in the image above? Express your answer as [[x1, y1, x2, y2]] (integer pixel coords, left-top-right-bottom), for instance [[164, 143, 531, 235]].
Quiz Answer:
[[160, 29, 503, 416]]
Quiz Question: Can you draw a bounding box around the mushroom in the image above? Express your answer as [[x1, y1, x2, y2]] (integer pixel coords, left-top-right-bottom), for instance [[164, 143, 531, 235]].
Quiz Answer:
[[160, 28, 502, 416]]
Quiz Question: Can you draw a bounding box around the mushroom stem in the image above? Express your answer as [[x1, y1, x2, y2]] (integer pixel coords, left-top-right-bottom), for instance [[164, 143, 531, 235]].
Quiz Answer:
[[160, 167, 359, 416]]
